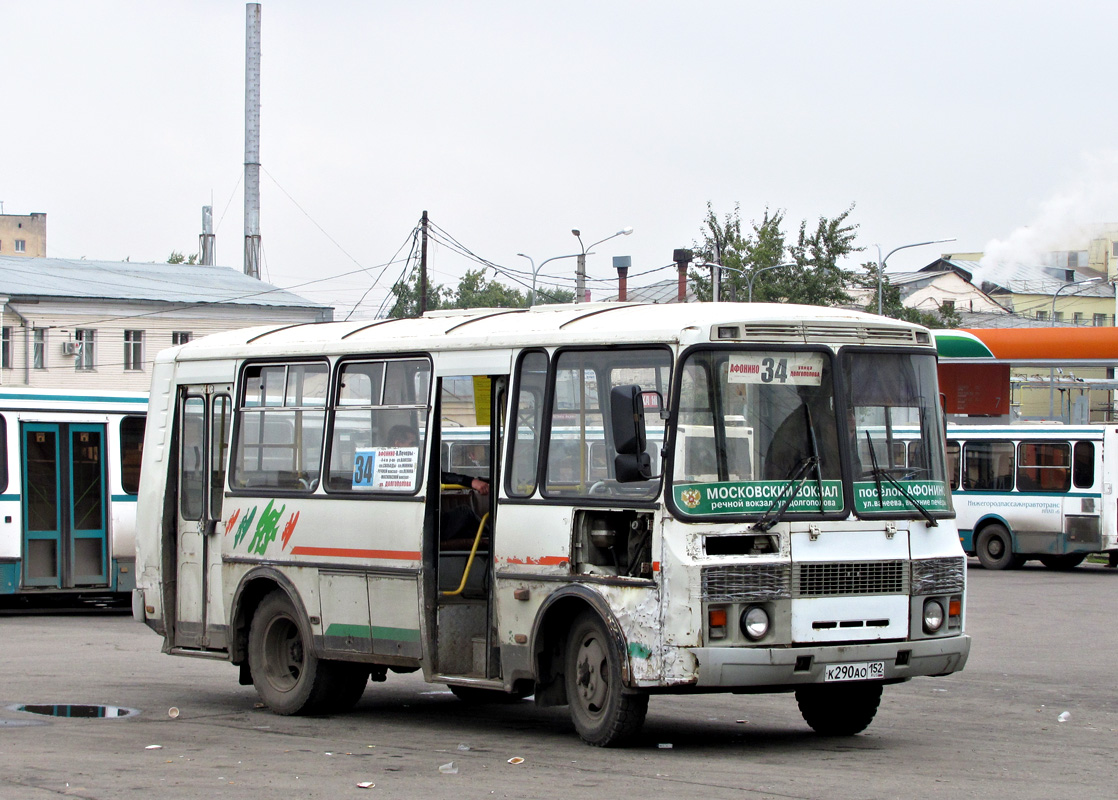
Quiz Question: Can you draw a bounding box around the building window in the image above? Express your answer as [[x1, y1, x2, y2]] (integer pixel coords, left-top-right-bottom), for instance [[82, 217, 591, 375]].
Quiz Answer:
[[75, 329, 96, 370], [124, 330, 144, 371], [941, 299, 955, 313], [172, 331, 192, 346], [33, 329, 46, 369], [0, 327, 10, 369], [1036, 310, 1048, 321], [14, 240, 25, 253], [1054, 311, 1064, 323], [1074, 312, 1084, 325], [1094, 314, 1108, 327]]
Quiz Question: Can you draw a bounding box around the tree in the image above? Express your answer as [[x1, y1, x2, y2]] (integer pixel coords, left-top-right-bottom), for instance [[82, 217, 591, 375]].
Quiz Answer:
[[167, 250, 198, 265], [453, 268, 528, 309], [861, 263, 961, 328], [386, 271, 451, 319], [387, 267, 574, 319], [690, 203, 861, 306]]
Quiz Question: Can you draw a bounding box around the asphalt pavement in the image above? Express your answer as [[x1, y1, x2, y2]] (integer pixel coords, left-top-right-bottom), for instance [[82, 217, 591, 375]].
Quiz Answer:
[[1, 561, 1116, 800]]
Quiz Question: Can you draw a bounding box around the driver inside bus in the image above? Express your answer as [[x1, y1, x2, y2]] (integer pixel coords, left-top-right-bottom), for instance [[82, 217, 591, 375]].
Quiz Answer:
[[388, 424, 489, 495], [763, 386, 843, 481]]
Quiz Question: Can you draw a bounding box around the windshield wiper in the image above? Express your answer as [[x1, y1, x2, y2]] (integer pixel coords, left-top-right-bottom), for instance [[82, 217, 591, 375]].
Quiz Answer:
[[804, 403, 825, 512], [865, 430, 884, 507], [753, 456, 819, 532], [863, 431, 937, 526], [867, 466, 939, 527]]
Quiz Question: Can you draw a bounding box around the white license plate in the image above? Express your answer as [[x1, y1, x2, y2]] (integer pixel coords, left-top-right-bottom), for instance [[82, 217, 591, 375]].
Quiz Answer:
[[824, 661, 885, 682]]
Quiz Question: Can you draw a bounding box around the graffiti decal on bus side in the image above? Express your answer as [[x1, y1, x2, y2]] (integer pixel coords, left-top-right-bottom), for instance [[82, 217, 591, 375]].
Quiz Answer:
[[225, 503, 301, 555]]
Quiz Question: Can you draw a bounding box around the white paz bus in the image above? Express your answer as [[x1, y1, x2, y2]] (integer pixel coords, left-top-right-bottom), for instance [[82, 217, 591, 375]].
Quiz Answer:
[[133, 303, 969, 746], [0, 389, 147, 603]]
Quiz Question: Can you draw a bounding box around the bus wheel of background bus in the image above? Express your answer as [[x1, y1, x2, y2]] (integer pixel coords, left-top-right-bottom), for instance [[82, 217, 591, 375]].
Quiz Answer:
[[249, 590, 338, 715], [564, 612, 649, 747], [1038, 553, 1086, 571], [975, 525, 1024, 570], [448, 684, 531, 704], [795, 681, 882, 736]]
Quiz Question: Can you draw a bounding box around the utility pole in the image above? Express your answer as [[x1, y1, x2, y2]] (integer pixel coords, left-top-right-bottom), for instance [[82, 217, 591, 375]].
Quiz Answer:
[[419, 210, 429, 315]]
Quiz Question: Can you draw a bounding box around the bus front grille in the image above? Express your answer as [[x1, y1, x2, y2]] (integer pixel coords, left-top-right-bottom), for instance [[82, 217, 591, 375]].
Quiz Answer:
[[793, 560, 908, 597], [701, 564, 791, 602]]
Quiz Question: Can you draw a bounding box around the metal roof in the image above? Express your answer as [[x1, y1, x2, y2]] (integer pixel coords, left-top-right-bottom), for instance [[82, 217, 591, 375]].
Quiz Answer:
[[602, 278, 698, 304], [0, 256, 330, 312]]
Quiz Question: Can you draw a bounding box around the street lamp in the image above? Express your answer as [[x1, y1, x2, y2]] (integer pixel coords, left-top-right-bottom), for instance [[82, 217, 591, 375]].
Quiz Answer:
[[516, 252, 581, 306], [746, 262, 797, 302], [875, 238, 956, 316], [572, 227, 633, 303], [1050, 276, 1102, 322]]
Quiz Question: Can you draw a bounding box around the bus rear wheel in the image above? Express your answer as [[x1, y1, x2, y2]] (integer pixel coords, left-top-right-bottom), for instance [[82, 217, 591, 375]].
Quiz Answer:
[[796, 682, 882, 736], [976, 525, 1022, 570], [564, 612, 648, 747], [1038, 553, 1086, 570], [249, 590, 339, 715]]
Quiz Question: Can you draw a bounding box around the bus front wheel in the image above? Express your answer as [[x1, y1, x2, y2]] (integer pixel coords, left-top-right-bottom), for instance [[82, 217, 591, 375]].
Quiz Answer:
[[249, 590, 354, 715], [976, 525, 1022, 570], [564, 612, 648, 747], [796, 681, 882, 736]]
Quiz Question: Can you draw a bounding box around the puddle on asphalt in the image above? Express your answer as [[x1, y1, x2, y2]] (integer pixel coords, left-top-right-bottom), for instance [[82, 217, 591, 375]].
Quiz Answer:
[[9, 704, 140, 719]]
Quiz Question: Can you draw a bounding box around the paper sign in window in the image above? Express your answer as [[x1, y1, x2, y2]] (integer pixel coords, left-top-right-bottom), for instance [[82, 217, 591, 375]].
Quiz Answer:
[[352, 447, 418, 491], [726, 353, 823, 386]]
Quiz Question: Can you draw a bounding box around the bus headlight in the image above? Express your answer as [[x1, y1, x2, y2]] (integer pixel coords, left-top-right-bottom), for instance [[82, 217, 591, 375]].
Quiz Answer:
[[922, 599, 945, 633], [740, 605, 770, 641]]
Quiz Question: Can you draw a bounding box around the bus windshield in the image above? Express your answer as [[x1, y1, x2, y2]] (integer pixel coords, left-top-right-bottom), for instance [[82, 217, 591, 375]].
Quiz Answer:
[[672, 348, 843, 518], [843, 349, 951, 517], [670, 347, 950, 520]]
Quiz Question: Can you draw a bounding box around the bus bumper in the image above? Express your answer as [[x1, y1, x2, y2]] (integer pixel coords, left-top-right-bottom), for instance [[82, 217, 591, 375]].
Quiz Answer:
[[690, 634, 970, 688]]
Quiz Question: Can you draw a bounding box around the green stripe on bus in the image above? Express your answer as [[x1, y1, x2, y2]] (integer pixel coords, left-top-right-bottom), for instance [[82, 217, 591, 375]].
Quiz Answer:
[[324, 623, 421, 643], [0, 494, 19, 502], [111, 495, 138, 503], [0, 392, 147, 404]]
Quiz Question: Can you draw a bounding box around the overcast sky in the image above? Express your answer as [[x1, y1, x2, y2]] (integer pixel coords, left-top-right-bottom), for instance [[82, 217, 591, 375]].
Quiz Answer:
[[4, 1, 1117, 317]]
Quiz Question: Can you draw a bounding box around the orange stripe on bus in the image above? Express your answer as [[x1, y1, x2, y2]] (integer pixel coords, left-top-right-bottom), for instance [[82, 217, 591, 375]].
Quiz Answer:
[[503, 556, 569, 566], [289, 546, 420, 560]]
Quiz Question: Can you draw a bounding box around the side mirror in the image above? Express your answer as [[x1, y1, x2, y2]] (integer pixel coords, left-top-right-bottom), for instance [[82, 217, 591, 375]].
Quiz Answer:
[[610, 385, 652, 482]]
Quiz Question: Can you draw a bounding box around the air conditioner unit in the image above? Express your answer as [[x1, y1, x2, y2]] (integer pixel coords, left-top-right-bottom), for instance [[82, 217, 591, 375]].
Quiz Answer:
[[61, 341, 82, 356]]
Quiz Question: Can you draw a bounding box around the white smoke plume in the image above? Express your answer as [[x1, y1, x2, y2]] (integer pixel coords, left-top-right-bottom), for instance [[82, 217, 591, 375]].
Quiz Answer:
[[977, 151, 1118, 288]]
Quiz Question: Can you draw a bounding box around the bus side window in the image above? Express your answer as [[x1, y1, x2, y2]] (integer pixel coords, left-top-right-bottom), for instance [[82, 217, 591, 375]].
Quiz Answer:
[[945, 441, 959, 491], [963, 441, 1013, 491], [1017, 442, 1070, 493], [1074, 441, 1095, 488], [508, 351, 547, 498]]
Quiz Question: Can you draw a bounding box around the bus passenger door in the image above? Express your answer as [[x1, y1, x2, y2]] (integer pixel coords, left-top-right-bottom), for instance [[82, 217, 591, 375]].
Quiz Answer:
[[173, 388, 231, 651], [21, 422, 110, 590], [434, 374, 506, 679]]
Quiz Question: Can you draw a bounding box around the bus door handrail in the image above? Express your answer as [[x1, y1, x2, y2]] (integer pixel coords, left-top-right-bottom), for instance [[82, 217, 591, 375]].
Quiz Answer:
[[440, 511, 490, 597]]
